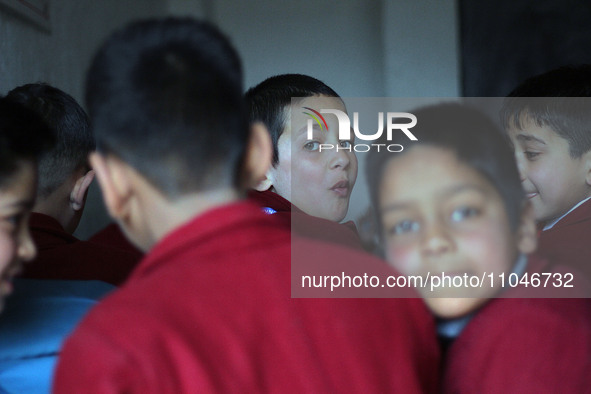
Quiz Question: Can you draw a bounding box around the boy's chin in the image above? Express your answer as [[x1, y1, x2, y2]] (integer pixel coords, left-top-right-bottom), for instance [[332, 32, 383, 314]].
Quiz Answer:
[[299, 203, 348, 223], [317, 209, 347, 223], [425, 297, 489, 320]]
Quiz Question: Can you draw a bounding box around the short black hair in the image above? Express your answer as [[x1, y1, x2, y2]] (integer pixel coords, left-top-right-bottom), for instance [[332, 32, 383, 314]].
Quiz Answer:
[[0, 96, 54, 187], [500, 65, 591, 158], [86, 17, 246, 197], [245, 74, 340, 166], [6, 83, 93, 198], [366, 103, 524, 236]]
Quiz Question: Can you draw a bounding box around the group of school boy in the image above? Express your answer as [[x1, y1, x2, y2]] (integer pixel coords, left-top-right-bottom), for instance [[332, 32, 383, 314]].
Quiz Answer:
[[0, 16, 589, 393]]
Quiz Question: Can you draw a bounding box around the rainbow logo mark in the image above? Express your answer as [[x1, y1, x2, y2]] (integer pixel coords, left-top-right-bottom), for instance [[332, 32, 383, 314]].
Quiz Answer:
[[303, 107, 329, 131]]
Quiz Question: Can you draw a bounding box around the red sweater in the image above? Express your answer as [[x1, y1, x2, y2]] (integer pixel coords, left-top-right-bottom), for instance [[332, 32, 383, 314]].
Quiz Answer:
[[444, 297, 591, 393], [443, 256, 591, 393], [248, 189, 364, 250], [55, 201, 440, 393], [22, 213, 142, 286], [536, 198, 591, 281]]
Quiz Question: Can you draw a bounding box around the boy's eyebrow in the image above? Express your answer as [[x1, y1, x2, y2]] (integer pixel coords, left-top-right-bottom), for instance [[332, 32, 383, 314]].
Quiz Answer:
[[439, 184, 488, 199], [1, 198, 35, 212], [380, 184, 488, 214], [380, 201, 412, 214], [296, 123, 321, 135], [516, 134, 546, 145]]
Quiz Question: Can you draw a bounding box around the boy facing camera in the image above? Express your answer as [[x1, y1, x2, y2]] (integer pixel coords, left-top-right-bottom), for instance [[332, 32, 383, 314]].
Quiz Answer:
[[501, 65, 591, 279], [366, 103, 590, 392], [55, 18, 440, 393], [246, 74, 362, 248]]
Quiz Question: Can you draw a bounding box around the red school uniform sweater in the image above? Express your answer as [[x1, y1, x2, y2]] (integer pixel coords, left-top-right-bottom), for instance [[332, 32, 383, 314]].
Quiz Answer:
[[22, 213, 142, 286], [54, 201, 440, 393], [443, 255, 591, 393], [536, 198, 591, 281], [248, 189, 364, 250]]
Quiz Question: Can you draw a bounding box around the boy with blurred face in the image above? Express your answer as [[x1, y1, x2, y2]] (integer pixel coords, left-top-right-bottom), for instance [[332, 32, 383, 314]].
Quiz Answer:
[[366, 103, 591, 393]]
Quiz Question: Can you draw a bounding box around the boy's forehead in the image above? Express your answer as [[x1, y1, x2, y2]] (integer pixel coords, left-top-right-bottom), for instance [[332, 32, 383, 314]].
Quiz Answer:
[[290, 95, 345, 114], [0, 161, 37, 208], [507, 117, 563, 146], [284, 95, 342, 129], [379, 147, 496, 202]]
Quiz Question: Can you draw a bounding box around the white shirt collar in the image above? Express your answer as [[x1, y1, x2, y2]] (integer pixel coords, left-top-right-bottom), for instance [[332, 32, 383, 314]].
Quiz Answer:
[[543, 196, 591, 231]]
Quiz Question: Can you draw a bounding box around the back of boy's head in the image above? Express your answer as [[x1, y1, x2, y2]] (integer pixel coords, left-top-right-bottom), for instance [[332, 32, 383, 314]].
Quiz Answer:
[[86, 17, 245, 198], [245, 74, 340, 166], [500, 64, 591, 158], [0, 96, 54, 187], [6, 83, 93, 198], [366, 103, 524, 231]]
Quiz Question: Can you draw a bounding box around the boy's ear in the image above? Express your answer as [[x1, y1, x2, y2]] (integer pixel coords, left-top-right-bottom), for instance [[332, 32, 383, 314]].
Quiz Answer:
[[244, 122, 273, 190], [89, 153, 132, 221], [254, 173, 273, 192], [69, 170, 95, 211], [516, 201, 538, 255]]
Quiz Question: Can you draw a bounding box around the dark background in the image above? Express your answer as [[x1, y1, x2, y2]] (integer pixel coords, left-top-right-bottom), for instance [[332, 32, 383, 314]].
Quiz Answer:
[[460, 0, 591, 96]]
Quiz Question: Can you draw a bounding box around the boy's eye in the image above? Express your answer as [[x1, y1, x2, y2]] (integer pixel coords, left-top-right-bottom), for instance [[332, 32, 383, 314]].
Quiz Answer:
[[524, 150, 540, 160], [450, 206, 481, 222], [387, 219, 420, 236], [2, 213, 25, 234], [304, 141, 320, 151], [339, 140, 353, 148]]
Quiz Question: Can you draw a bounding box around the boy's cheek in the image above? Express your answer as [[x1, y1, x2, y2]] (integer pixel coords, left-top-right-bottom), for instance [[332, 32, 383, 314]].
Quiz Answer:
[[0, 234, 15, 273], [384, 242, 420, 275], [459, 229, 514, 274]]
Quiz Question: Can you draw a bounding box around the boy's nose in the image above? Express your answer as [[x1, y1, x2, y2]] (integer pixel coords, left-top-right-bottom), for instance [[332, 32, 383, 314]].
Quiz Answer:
[[421, 222, 454, 256], [18, 227, 37, 262], [515, 155, 527, 182], [329, 148, 351, 169]]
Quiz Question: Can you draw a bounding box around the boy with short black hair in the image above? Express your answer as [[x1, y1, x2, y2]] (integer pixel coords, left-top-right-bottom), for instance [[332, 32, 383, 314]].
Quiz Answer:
[[500, 65, 591, 279], [54, 18, 440, 393], [366, 103, 590, 393], [7, 83, 140, 285], [246, 74, 362, 248]]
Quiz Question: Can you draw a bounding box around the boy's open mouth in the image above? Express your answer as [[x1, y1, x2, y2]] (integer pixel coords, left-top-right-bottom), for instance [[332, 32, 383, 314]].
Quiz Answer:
[[330, 180, 350, 197]]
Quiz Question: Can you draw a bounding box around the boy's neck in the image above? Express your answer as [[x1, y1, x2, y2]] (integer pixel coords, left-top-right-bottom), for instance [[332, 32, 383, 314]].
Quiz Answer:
[[141, 187, 242, 251]]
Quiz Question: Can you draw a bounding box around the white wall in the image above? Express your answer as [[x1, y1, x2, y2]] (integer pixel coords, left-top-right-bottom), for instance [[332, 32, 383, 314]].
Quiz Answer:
[[212, 0, 386, 96], [383, 0, 460, 97]]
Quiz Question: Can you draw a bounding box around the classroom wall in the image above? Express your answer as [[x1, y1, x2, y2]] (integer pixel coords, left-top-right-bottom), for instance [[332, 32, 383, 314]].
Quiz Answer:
[[0, 0, 460, 237]]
